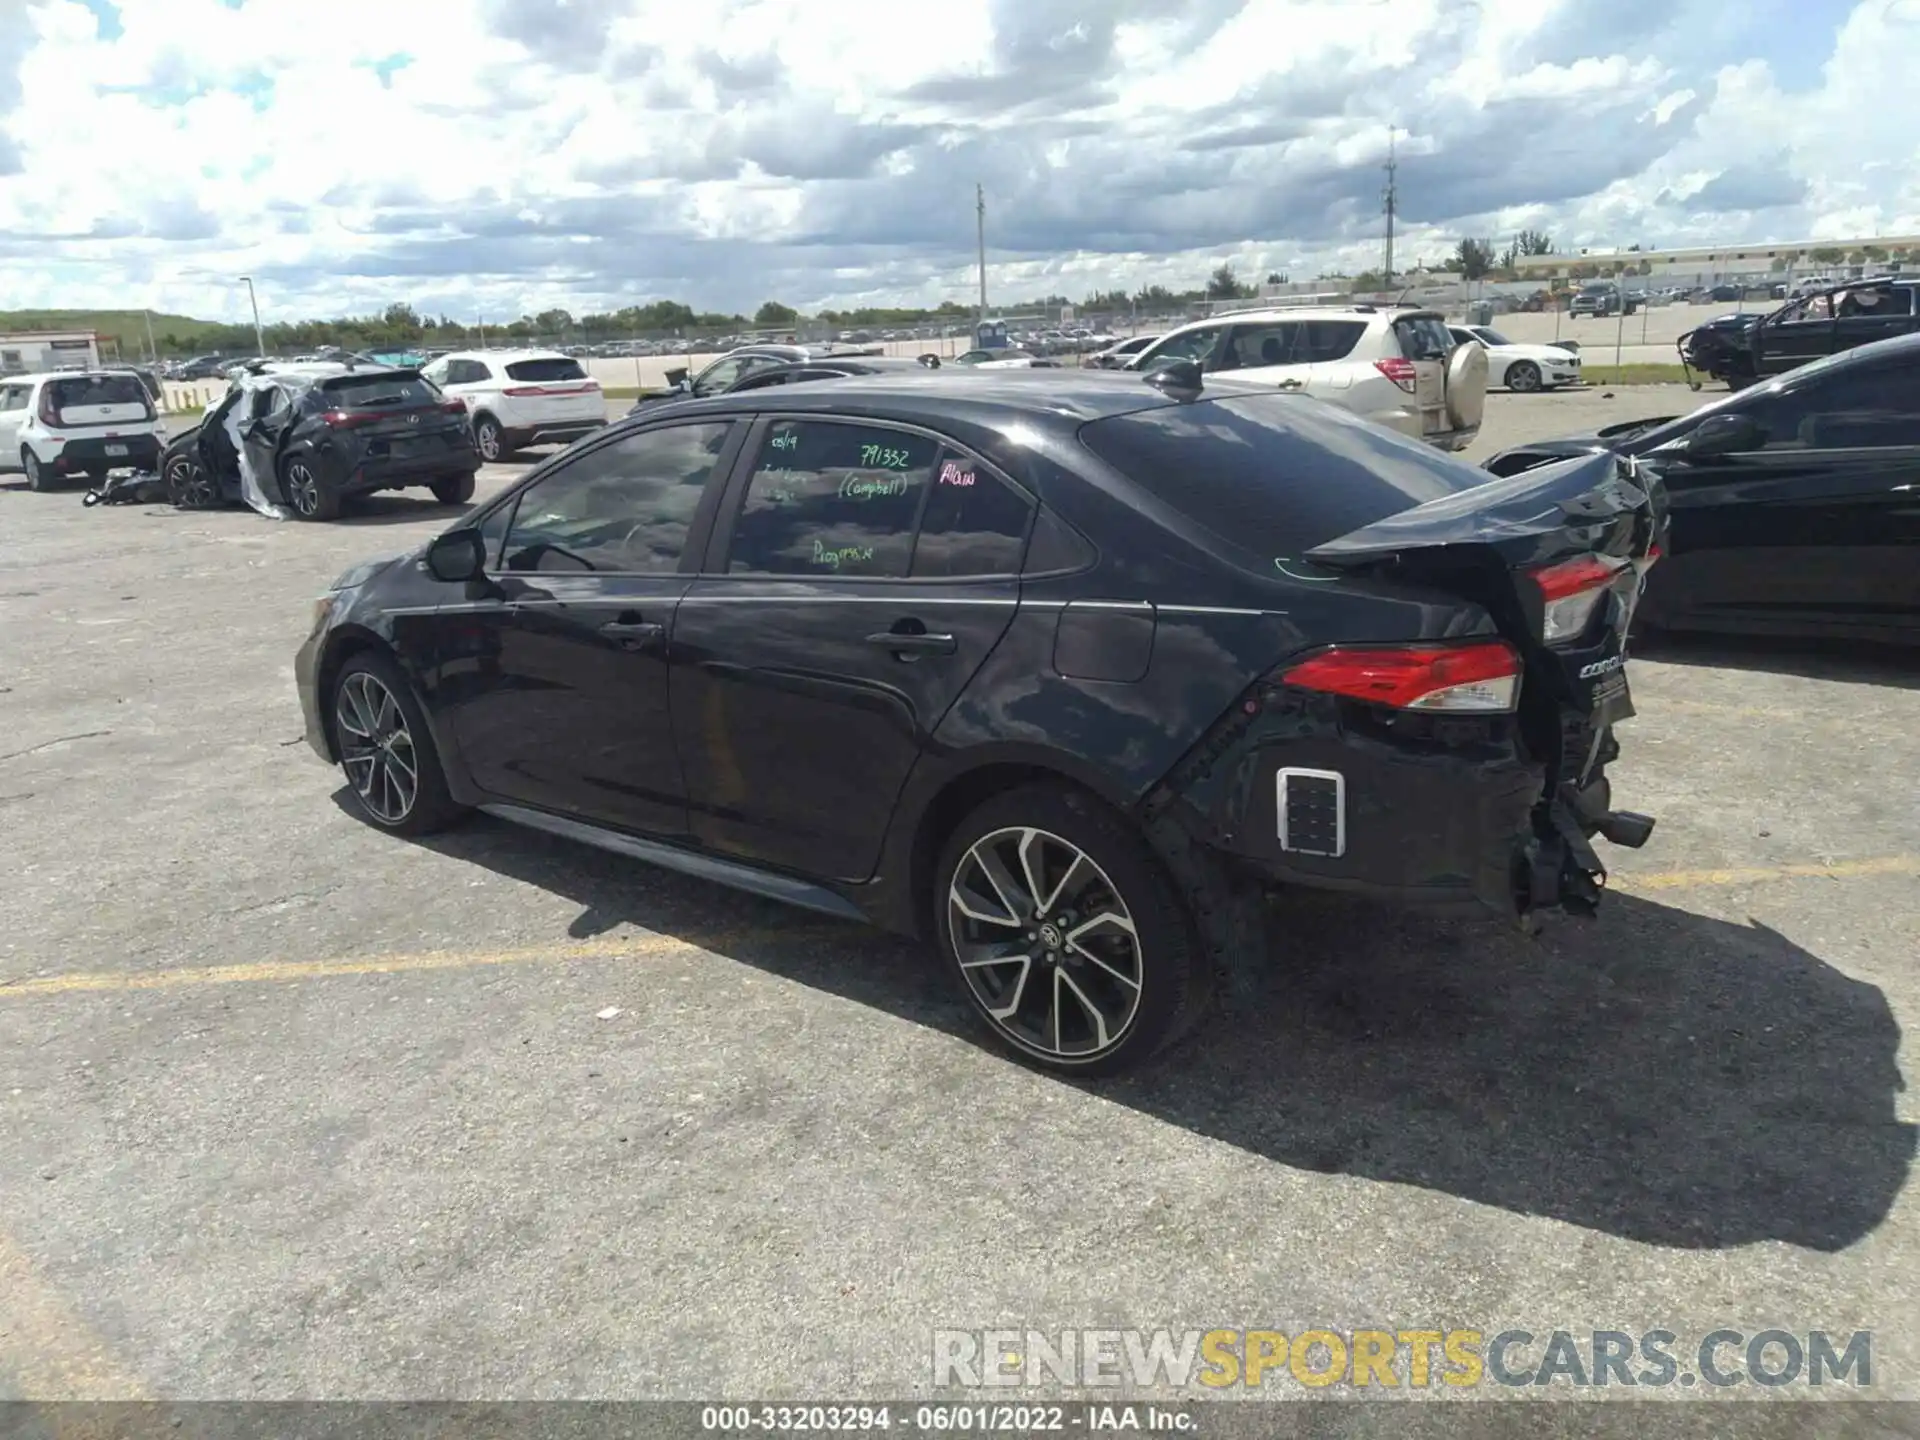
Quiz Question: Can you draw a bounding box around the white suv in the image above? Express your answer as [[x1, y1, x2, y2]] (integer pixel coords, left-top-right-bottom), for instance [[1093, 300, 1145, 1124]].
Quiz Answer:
[[419, 349, 606, 461], [1123, 306, 1488, 451], [0, 370, 170, 491]]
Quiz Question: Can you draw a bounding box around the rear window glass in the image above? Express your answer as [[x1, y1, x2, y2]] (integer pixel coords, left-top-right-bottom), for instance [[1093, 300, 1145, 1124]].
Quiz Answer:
[[319, 374, 442, 408], [1078, 392, 1481, 573], [50, 375, 150, 409], [504, 357, 588, 382]]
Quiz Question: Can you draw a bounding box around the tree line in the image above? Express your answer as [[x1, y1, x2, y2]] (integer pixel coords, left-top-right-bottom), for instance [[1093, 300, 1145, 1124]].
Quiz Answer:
[[132, 270, 1301, 359]]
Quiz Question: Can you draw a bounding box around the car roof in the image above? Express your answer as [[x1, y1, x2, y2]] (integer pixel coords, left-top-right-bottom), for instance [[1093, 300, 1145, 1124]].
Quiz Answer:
[[436, 348, 573, 363], [623, 368, 1279, 431], [1160, 306, 1430, 335], [6, 370, 150, 387]]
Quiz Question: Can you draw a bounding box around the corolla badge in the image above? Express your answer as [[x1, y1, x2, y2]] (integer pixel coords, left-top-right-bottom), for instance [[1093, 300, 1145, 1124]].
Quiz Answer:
[[1579, 654, 1626, 680]]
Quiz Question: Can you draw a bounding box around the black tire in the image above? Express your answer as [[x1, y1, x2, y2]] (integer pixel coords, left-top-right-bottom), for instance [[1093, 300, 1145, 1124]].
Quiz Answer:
[[430, 471, 476, 505], [934, 782, 1209, 1076], [1506, 360, 1542, 394], [22, 448, 55, 492], [330, 650, 466, 837], [280, 453, 341, 521], [472, 414, 507, 462], [165, 454, 222, 509]]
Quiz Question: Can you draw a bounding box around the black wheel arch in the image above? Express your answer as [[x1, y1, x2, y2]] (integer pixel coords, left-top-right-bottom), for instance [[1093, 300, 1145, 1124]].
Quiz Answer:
[[314, 627, 459, 775], [868, 744, 1148, 940]]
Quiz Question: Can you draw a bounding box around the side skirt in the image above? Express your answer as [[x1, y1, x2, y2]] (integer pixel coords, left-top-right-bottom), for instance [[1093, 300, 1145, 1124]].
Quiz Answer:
[[479, 802, 869, 924]]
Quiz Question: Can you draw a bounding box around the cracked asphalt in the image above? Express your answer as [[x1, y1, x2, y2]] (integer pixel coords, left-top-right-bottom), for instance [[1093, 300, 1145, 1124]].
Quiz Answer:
[[0, 389, 1916, 1429]]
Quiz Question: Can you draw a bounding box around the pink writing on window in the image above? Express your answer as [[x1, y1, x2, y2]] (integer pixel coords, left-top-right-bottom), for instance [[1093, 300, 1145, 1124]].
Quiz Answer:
[[939, 460, 976, 487]]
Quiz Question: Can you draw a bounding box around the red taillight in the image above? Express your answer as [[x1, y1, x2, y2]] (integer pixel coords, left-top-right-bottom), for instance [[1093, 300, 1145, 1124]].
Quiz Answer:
[[1279, 641, 1521, 713], [36, 388, 61, 427], [1526, 554, 1629, 643], [439, 399, 467, 415], [1373, 357, 1418, 393]]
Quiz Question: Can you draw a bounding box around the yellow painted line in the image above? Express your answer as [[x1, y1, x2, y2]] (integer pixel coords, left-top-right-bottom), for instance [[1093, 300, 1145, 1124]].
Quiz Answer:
[[0, 1230, 151, 1401], [0, 930, 783, 1000], [0, 857, 1912, 1002], [1616, 854, 1920, 892]]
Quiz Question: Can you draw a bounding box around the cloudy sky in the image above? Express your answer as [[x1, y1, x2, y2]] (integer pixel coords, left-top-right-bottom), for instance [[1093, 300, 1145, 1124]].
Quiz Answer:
[[0, 0, 1913, 323]]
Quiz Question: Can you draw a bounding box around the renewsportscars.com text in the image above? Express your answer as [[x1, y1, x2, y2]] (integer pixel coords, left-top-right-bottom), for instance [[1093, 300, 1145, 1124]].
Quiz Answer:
[[933, 1328, 1872, 1390]]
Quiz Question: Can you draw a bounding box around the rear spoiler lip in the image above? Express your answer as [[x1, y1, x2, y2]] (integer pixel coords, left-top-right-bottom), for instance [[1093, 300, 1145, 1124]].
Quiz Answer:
[[1304, 451, 1667, 570]]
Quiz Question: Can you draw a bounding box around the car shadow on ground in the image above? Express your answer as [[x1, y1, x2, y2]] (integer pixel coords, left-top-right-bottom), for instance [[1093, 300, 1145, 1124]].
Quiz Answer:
[[369, 799, 1915, 1255], [1635, 629, 1919, 690], [335, 496, 476, 526]]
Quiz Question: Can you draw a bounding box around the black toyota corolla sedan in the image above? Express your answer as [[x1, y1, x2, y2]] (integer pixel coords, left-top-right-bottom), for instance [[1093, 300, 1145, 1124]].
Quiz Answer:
[[296, 366, 1665, 1074], [1483, 331, 1920, 646]]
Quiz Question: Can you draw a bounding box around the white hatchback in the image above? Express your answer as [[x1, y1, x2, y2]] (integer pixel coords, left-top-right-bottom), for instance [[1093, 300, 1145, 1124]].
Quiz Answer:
[[420, 349, 606, 460], [1124, 306, 1487, 452], [0, 370, 170, 491]]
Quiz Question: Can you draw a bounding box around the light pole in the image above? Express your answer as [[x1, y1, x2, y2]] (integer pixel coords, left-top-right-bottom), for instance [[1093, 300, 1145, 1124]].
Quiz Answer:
[[239, 276, 265, 358]]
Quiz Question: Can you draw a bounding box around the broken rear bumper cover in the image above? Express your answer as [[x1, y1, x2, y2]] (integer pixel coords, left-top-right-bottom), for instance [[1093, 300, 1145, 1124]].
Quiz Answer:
[[1153, 689, 1652, 920]]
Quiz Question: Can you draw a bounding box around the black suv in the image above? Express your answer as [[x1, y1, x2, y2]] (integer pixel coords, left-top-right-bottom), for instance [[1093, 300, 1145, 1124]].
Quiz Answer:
[[1677, 276, 1920, 389], [163, 367, 480, 520], [296, 369, 1663, 1074]]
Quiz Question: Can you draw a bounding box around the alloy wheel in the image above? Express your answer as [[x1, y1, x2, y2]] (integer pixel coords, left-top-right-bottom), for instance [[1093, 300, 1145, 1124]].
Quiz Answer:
[[475, 420, 501, 461], [335, 670, 419, 825], [947, 825, 1144, 1060], [285, 460, 320, 517], [1507, 361, 1541, 393], [168, 456, 218, 508]]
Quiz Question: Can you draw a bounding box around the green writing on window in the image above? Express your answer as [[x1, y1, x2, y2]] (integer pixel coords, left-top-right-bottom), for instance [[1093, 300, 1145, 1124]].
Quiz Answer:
[[859, 444, 916, 470], [813, 538, 876, 570]]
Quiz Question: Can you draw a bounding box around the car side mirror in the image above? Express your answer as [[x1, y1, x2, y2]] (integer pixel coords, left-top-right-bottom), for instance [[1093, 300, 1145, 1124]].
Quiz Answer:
[[426, 527, 487, 583], [1684, 412, 1763, 459]]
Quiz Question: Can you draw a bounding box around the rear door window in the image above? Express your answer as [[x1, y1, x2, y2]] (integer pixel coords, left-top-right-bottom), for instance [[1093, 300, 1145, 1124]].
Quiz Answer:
[[1079, 392, 1479, 573], [726, 419, 937, 577], [504, 357, 588, 383], [911, 456, 1034, 578]]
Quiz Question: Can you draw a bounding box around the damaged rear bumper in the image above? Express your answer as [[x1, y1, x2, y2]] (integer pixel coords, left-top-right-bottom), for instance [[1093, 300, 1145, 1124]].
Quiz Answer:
[[1153, 683, 1654, 922]]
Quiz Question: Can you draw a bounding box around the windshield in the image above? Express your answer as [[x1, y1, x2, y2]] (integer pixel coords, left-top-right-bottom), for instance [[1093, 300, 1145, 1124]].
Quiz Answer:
[[1473, 327, 1512, 346]]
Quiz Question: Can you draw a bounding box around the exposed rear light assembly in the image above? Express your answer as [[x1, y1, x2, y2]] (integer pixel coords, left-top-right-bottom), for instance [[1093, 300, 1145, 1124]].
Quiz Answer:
[[1526, 554, 1631, 644], [1279, 641, 1521, 714], [36, 388, 62, 428], [1373, 357, 1419, 393]]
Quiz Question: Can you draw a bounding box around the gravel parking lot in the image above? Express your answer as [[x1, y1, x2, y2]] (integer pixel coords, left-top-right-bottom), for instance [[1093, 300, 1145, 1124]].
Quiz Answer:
[[1, 386, 1915, 1417]]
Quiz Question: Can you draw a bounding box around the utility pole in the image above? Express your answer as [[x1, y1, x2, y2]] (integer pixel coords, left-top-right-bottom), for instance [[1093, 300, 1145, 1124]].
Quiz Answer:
[[975, 183, 988, 324], [143, 308, 157, 363], [1381, 126, 1398, 292], [239, 276, 265, 357]]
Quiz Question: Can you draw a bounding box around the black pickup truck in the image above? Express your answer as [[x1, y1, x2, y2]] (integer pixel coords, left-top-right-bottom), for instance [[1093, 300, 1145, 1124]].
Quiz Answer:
[[1678, 275, 1920, 389]]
